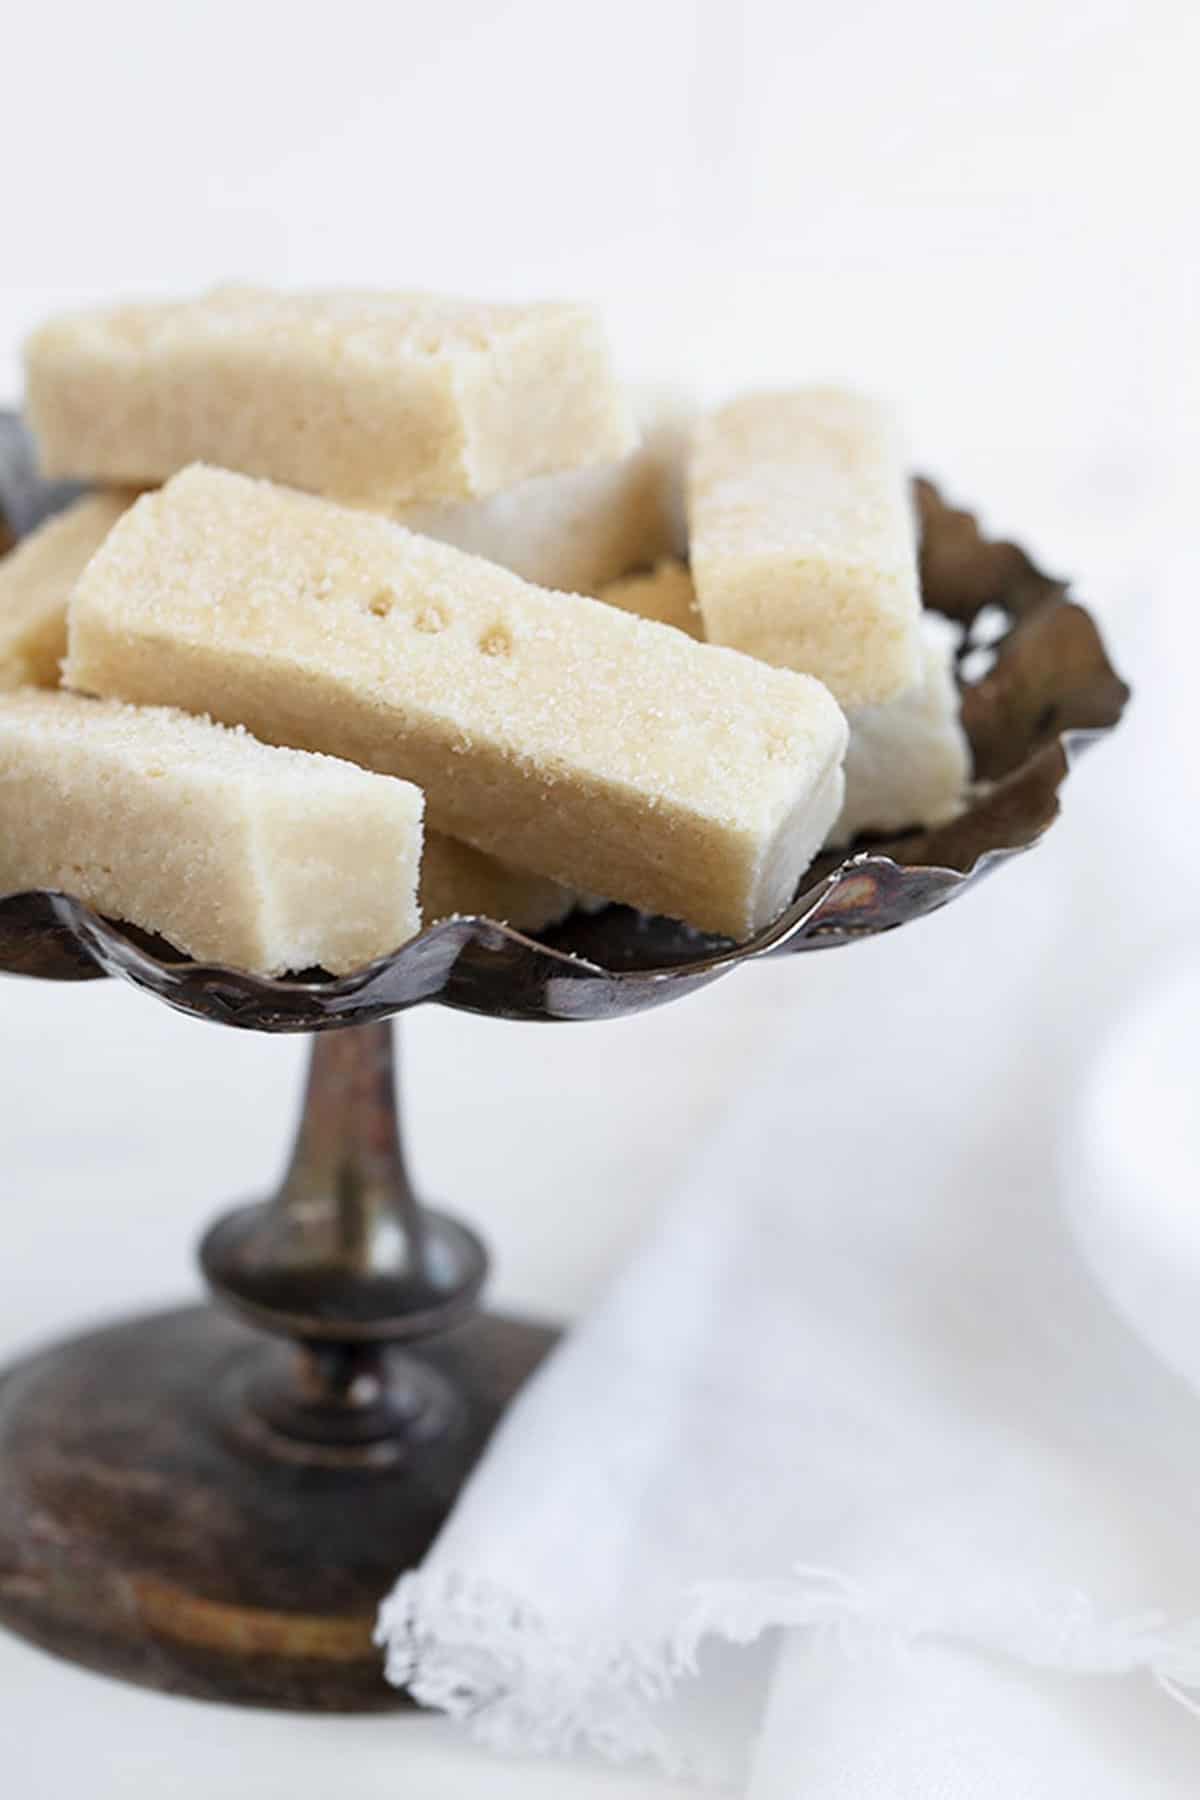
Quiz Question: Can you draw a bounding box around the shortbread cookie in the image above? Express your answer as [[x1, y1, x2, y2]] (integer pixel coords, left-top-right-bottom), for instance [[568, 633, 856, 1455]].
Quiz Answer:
[[66, 466, 848, 938], [394, 389, 690, 593], [421, 834, 574, 932], [0, 688, 423, 975], [688, 387, 922, 706], [830, 613, 970, 844], [25, 286, 636, 506], [599, 558, 700, 636], [0, 493, 130, 688]]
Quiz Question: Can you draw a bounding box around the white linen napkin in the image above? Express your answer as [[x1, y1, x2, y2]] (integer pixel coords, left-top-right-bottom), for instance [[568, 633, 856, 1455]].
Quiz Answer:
[[376, 799, 1200, 1790]]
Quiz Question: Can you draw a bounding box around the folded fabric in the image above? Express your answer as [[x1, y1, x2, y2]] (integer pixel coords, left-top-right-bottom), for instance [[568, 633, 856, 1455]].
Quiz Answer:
[[378, 857, 1200, 1790]]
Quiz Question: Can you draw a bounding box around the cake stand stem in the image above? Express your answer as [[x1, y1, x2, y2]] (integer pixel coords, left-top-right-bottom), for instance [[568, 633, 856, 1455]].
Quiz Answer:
[[200, 1019, 496, 1451], [0, 1018, 558, 1708]]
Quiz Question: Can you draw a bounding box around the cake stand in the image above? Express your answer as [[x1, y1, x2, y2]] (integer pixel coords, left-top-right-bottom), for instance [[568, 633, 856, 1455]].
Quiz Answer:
[[0, 418, 1128, 1710]]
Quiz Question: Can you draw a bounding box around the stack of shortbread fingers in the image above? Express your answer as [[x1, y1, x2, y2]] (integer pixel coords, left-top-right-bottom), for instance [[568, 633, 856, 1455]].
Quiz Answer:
[[0, 287, 969, 976]]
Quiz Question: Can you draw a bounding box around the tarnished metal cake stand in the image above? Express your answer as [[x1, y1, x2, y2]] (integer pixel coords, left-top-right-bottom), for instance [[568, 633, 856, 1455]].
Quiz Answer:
[[0, 415, 1127, 1710]]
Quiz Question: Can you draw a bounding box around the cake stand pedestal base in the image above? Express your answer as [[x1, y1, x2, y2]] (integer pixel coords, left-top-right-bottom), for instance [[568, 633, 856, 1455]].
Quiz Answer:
[[0, 1302, 555, 1709]]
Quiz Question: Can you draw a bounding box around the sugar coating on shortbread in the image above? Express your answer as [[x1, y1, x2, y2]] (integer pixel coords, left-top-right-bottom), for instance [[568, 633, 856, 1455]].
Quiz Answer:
[[66, 466, 848, 939], [394, 389, 691, 594], [599, 559, 700, 637], [829, 612, 970, 845], [25, 286, 637, 507], [0, 688, 423, 976], [0, 493, 131, 689], [421, 834, 574, 932], [688, 387, 922, 707]]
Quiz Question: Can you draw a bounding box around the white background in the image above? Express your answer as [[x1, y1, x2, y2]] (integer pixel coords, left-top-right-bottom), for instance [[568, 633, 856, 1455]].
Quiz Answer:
[[0, 1, 1196, 1793]]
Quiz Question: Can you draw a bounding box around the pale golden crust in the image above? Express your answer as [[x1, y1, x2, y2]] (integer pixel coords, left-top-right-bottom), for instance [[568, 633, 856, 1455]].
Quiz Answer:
[[66, 466, 848, 938], [598, 559, 700, 636], [688, 387, 922, 707], [0, 493, 132, 689], [420, 834, 574, 932], [25, 286, 637, 507], [0, 688, 423, 975]]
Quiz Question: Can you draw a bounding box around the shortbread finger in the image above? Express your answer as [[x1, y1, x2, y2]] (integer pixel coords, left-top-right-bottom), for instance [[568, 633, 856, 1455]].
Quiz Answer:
[[688, 388, 922, 707], [599, 559, 700, 636], [0, 688, 423, 976], [828, 613, 970, 845], [0, 493, 131, 689], [66, 466, 848, 939], [25, 286, 636, 507], [422, 834, 574, 932], [393, 388, 691, 594]]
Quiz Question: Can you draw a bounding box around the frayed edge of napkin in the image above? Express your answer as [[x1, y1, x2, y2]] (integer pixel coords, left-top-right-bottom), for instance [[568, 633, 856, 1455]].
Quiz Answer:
[[377, 1568, 696, 1778], [376, 1565, 1200, 1786]]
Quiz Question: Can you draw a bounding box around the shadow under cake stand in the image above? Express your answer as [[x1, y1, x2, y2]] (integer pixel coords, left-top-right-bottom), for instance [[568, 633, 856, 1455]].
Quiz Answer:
[[0, 442, 1128, 1710]]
